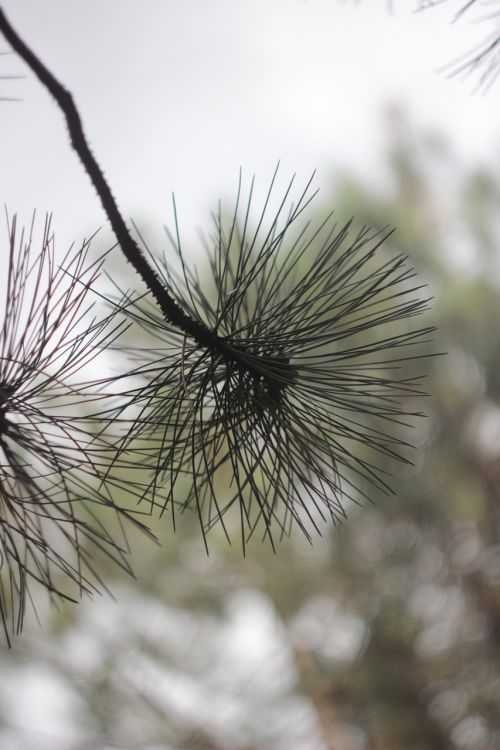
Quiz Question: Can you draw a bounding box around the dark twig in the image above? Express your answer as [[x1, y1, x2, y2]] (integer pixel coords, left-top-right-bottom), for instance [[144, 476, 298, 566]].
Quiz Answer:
[[0, 7, 218, 349], [0, 6, 330, 402]]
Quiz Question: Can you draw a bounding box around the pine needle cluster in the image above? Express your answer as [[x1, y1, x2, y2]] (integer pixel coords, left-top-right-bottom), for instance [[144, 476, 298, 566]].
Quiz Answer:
[[109, 172, 433, 549], [0, 213, 152, 644], [418, 0, 500, 90]]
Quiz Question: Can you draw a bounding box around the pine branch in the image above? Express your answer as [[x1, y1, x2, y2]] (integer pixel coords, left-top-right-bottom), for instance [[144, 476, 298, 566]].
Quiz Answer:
[[0, 7, 435, 557]]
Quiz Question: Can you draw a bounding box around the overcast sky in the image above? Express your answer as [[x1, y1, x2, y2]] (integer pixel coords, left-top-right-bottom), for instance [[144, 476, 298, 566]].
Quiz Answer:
[[1, 0, 500, 252]]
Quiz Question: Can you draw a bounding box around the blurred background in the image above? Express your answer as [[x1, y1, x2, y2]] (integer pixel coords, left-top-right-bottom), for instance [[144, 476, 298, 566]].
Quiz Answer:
[[1, 1, 500, 749]]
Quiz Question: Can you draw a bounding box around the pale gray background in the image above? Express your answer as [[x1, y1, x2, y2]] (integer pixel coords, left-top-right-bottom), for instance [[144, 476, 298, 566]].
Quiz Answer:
[[1, 0, 499, 253]]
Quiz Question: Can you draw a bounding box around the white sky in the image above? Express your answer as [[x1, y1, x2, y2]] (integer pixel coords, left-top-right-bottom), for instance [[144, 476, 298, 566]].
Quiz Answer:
[[1, 0, 500, 252]]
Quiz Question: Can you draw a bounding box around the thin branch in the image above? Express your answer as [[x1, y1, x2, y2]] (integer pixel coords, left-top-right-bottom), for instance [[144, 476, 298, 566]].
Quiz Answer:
[[0, 6, 216, 349]]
